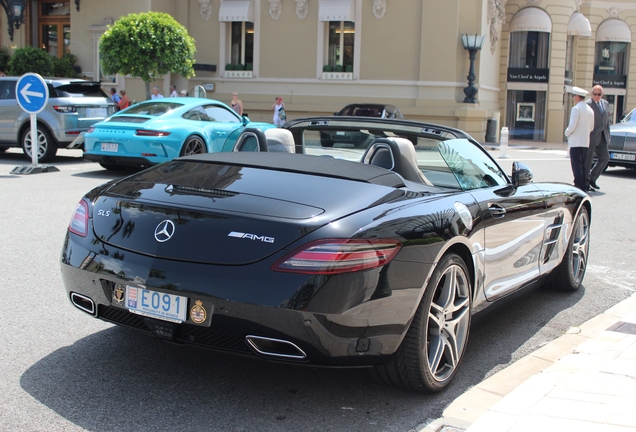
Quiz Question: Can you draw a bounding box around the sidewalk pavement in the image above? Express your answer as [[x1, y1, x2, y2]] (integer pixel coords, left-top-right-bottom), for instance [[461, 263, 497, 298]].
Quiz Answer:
[[420, 291, 636, 432], [481, 139, 569, 152]]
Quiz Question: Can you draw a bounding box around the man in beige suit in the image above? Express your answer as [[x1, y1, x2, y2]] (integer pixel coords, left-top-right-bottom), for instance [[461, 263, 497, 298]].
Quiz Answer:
[[565, 87, 595, 191]]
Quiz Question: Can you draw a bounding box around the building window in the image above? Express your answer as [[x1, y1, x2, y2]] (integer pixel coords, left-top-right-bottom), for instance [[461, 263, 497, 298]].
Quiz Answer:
[[325, 21, 354, 72], [508, 31, 550, 69], [230, 21, 253, 69], [39, 1, 71, 59], [594, 41, 628, 76], [506, 90, 546, 141]]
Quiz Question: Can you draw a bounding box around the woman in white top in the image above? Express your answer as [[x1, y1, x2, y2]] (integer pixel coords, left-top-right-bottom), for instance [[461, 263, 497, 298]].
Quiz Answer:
[[272, 97, 286, 127]]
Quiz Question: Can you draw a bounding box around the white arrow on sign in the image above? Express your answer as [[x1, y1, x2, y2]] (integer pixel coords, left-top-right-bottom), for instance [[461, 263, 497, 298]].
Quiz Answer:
[[20, 82, 44, 104]]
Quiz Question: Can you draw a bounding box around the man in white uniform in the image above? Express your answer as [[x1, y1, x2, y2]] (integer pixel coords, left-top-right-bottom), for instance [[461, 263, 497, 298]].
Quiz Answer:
[[565, 87, 595, 191]]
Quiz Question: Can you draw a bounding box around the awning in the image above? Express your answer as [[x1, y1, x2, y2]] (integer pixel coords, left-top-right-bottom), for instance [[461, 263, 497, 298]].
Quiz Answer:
[[568, 12, 591, 37], [596, 19, 632, 43], [219, 0, 254, 22], [319, 0, 355, 22], [510, 7, 552, 33]]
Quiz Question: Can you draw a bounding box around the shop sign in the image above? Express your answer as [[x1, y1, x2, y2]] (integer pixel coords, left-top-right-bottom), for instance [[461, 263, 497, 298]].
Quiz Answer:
[[593, 74, 627, 88], [508, 68, 549, 83], [225, 71, 253, 79], [322, 72, 353, 81]]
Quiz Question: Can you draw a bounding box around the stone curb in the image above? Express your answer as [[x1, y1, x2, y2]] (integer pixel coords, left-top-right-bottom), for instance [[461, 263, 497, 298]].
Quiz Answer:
[[416, 292, 636, 432]]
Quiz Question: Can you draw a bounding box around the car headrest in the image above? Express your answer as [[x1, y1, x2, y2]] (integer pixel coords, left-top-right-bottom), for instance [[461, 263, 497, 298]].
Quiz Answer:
[[361, 138, 431, 185], [264, 128, 295, 153]]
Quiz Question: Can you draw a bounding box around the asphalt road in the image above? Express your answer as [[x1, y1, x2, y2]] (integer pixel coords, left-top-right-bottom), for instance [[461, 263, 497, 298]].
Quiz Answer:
[[0, 147, 634, 432]]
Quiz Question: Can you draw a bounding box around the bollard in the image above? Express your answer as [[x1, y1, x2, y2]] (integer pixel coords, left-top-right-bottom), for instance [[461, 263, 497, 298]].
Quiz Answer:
[[499, 127, 509, 159]]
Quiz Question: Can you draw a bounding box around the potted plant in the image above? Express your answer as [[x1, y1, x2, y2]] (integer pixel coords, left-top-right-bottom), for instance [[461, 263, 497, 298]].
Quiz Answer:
[[323, 64, 333, 72]]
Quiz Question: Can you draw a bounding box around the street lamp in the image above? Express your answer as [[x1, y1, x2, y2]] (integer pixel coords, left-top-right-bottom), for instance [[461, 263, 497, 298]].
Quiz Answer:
[[461, 33, 485, 104], [0, 0, 25, 41]]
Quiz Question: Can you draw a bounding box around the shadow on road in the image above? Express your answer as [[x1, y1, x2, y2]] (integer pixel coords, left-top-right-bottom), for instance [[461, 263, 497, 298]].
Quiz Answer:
[[20, 284, 585, 431]]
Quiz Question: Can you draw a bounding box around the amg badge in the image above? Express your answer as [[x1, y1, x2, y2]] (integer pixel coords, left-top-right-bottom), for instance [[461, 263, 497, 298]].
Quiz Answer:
[[228, 231, 274, 243]]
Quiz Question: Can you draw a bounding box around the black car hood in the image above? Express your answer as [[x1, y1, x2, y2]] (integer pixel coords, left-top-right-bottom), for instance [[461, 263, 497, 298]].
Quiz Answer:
[[91, 159, 405, 265]]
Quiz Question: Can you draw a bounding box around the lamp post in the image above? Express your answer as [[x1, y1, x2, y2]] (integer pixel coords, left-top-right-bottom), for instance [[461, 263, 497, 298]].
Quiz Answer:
[[0, 0, 25, 41], [461, 33, 485, 104]]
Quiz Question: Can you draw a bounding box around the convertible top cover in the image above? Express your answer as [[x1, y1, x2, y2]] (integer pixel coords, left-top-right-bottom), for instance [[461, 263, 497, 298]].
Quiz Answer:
[[179, 152, 406, 187]]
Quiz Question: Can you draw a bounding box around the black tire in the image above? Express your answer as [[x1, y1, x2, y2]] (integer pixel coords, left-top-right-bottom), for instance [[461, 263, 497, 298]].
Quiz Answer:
[[371, 253, 471, 392], [547, 206, 590, 291], [180, 136, 207, 156], [21, 126, 57, 163]]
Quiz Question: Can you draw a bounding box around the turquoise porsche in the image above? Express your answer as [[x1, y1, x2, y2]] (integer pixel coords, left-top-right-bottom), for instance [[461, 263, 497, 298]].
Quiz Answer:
[[81, 97, 275, 170]]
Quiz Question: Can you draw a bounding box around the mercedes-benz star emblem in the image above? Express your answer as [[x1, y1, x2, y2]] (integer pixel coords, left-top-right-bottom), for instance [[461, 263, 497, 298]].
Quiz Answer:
[[154, 220, 175, 242]]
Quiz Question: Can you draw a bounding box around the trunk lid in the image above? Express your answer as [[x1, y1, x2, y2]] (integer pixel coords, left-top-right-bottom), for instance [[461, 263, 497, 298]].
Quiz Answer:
[[91, 159, 403, 264]]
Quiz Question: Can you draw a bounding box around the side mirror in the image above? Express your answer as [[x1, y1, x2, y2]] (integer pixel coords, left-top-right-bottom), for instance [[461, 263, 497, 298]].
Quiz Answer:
[[242, 115, 250, 126], [511, 162, 533, 187]]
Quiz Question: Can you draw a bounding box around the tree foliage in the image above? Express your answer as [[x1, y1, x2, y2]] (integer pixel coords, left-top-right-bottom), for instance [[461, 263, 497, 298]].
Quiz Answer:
[[8, 46, 53, 76], [100, 12, 196, 98]]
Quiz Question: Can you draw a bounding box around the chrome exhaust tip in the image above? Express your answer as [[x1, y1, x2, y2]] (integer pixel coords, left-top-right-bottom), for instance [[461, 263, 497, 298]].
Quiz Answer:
[[70, 292, 96, 315], [245, 335, 307, 360]]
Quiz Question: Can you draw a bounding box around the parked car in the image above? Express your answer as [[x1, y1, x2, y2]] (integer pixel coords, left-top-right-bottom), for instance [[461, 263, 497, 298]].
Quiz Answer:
[[80, 97, 276, 170], [320, 103, 404, 147], [608, 107, 636, 169], [61, 115, 591, 393], [0, 77, 116, 162]]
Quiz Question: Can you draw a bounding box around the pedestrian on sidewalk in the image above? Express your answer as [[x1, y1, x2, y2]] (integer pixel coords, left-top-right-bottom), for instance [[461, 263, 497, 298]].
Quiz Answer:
[[585, 85, 611, 190], [272, 96, 286, 127], [230, 92, 243, 116], [564, 87, 594, 191]]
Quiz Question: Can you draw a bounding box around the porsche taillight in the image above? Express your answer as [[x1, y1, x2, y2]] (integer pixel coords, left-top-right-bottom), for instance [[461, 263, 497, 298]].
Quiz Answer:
[[272, 239, 401, 275], [68, 201, 89, 237], [135, 129, 171, 137]]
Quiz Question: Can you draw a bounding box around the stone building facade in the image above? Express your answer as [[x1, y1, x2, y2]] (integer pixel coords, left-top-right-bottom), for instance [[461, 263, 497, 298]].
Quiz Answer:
[[2, 0, 634, 142]]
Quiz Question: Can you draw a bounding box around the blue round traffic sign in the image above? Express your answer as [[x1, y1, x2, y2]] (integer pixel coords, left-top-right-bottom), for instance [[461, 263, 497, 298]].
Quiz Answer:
[[16, 73, 49, 114]]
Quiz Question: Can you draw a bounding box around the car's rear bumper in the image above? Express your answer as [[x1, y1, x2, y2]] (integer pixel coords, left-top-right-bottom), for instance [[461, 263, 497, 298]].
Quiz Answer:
[[83, 153, 160, 167], [60, 233, 421, 366]]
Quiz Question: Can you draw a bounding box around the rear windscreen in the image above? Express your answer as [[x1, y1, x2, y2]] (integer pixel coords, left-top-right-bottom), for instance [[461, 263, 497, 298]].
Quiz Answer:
[[52, 84, 109, 98]]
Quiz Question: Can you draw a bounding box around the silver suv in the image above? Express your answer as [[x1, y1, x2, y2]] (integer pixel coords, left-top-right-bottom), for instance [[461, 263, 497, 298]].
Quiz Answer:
[[0, 77, 116, 162]]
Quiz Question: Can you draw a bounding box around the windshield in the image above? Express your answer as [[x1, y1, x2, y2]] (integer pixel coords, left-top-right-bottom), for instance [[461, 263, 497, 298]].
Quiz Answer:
[[622, 109, 636, 124]]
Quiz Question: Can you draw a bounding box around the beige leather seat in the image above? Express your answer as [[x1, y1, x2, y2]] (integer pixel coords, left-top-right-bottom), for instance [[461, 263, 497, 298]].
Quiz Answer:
[[361, 138, 432, 185]]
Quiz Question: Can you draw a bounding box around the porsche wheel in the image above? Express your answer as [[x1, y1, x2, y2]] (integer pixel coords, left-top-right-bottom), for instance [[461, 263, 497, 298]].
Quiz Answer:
[[372, 253, 471, 392], [21, 126, 57, 163], [547, 206, 590, 291], [180, 136, 207, 156]]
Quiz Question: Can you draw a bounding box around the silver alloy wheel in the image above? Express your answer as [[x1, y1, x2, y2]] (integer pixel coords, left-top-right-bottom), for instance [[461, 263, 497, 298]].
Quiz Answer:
[[181, 136, 206, 156], [24, 130, 47, 159], [570, 210, 590, 286], [426, 263, 471, 383]]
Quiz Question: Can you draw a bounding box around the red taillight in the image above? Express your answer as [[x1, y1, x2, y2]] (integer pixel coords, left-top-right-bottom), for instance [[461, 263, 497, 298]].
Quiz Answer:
[[53, 105, 76, 113], [135, 129, 171, 137], [272, 239, 401, 275], [68, 201, 89, 237]]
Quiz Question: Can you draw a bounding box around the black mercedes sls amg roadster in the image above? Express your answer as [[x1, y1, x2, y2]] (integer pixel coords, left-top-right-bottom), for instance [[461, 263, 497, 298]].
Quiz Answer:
[[61, 116, 591, 393]]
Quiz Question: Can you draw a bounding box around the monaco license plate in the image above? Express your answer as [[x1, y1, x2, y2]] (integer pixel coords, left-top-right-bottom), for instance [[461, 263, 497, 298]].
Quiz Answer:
[[86, 107, 107, 118], [610, 152, 636, 161], [101, 142, 118, 152], [125, 285, 187, 323]]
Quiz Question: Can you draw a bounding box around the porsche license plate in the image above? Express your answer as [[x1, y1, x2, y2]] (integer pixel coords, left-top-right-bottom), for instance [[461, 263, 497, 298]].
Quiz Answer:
[[126, 286, 187, 323], [610, 152, 636, 161], [101, 142, 118, 152]]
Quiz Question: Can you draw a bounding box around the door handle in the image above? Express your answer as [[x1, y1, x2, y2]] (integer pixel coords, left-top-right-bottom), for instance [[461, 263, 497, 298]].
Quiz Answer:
[[488, 204, 507, 218]]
